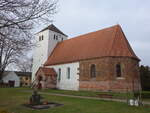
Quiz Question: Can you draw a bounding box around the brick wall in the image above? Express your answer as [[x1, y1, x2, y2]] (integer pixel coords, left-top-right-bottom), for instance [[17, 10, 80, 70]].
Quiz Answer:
[[36, 70, 56, 89], [79, 57, 141, 92]]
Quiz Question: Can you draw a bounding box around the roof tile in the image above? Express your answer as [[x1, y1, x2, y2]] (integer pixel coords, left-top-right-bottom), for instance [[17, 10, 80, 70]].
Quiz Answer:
[[36, 67, 56, 76], [44, 25, 140, 66]]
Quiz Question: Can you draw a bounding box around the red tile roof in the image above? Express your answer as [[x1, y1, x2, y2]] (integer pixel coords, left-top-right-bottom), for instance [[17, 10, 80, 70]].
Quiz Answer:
[[44, 25, 140, 66], [36, 67, 56, 76]]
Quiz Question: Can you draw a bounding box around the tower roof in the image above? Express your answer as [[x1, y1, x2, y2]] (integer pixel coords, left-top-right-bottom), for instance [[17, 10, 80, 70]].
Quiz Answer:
[[37, 24, 68, 37], [44, 25, 140, 66]]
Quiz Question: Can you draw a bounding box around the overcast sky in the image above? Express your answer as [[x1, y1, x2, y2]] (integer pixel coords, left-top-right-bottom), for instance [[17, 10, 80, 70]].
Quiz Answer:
[[37, 0, 150, 66]]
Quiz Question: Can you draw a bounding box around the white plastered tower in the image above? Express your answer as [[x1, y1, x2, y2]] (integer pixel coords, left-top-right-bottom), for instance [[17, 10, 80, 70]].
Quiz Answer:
[[32, 24, 68, 81]]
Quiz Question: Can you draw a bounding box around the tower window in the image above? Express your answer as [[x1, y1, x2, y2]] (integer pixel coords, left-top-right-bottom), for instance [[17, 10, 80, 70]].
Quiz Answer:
[[54, 35, 55, 40], [39, 35, 44, 41], [116, 64, 122, 77], [41, 35, 44, 40], [56, 36, 58, 40], [39, 36, 41, 41], [90, 64, 96, 78]]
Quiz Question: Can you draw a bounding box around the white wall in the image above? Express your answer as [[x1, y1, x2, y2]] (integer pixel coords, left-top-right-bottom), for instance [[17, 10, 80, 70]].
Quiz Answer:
[[48, 62, 79, 90], [2, 72, 20, 87], [32, 29, 67, 81], [32, 30, 49, 81], [47, 30, 67, 57]]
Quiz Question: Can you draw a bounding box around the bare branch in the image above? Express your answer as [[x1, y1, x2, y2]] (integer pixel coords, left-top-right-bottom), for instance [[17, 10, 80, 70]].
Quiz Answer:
[[0, 0, 57, 78]]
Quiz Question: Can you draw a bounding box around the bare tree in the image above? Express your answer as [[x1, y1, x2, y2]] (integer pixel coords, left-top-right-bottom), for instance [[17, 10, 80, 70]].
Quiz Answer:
[[0, 27, 29, 72], [0, 0, 57, 79], [0, 0, 57, 29], [16, 55, 33, 72]]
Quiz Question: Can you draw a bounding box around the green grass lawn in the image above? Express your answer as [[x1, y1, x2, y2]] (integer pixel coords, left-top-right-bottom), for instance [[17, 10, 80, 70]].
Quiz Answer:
[[41, 88, 135, 99], [41, 89, 150, 102], [0, 88, 150, 113]]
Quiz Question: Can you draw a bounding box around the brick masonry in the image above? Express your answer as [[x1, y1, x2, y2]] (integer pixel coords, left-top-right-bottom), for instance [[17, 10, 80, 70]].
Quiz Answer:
[[36, 70, 56, 89], [79, 57, 141, 92]]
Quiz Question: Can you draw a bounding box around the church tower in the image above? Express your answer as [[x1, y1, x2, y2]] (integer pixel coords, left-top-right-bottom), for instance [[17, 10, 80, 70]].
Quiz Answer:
[[32, 24, 68, 81]]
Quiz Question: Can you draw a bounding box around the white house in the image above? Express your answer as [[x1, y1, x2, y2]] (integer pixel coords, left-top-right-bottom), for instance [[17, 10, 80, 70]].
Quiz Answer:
[[32, 24, 141, 92], [2, 71, 20, 87]]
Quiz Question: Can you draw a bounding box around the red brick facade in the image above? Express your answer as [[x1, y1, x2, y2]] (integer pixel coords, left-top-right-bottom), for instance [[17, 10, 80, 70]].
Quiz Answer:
[[79, 57, 141, 92], [35, 67, 57, 89]]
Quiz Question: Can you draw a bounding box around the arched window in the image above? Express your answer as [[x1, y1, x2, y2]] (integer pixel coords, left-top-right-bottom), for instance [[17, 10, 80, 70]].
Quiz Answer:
[[90, 64, 96, 78], [58, 68, 61, 81], [67, 67, 70, 79], [116, 64, 121, 77]]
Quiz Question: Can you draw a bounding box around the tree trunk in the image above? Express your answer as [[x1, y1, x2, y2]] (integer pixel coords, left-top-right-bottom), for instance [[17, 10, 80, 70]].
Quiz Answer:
[[0, 71, 3, 81]]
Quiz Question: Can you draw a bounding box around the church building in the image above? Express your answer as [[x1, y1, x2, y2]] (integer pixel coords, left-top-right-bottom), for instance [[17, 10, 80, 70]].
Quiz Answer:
[[32, 24, 141, 92]]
